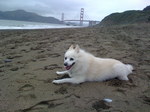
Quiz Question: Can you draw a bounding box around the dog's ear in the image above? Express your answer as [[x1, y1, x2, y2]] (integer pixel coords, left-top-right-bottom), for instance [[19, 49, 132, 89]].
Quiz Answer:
[[75, 44, 80, 53], [68, 44, 74, 50]]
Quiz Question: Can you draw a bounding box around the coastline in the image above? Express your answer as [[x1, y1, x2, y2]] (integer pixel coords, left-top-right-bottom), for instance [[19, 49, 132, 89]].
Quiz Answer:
[[0, 19, 83, 30], [0, 24, 150, 112]]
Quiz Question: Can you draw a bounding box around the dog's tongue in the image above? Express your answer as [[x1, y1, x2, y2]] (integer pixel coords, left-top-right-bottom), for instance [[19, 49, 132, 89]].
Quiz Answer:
[[65, 66, 72, 70]]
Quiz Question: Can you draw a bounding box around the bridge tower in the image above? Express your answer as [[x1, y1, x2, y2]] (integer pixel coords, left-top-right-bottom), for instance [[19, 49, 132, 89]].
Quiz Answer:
[[61, 13, 64, 22], [80, 8, 84, 26]]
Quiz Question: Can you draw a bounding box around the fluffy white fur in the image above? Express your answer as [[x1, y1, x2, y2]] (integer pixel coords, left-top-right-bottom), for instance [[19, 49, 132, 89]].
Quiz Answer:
[[52, 45, 133, 84]]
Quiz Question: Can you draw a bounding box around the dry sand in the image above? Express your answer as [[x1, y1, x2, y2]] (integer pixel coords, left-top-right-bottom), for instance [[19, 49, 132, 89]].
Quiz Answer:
[[0, 23, 150, 112]]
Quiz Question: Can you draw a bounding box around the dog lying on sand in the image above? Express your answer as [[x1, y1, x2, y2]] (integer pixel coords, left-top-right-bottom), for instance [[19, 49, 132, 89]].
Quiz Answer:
[[53, 45, 133, 84]]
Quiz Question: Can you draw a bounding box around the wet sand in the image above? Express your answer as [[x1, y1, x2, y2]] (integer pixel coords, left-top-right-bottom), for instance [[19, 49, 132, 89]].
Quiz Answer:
[[0, 23, 150, 112]]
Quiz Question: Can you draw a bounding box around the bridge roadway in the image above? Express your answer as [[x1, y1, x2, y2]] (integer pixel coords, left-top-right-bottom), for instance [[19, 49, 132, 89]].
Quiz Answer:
[[64, 20, 100, 22], [63, 20, 100, 26]]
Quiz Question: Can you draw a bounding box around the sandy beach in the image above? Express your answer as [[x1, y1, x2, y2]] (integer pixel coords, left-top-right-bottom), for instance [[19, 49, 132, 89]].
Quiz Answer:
[[0, 23, 150, 112]]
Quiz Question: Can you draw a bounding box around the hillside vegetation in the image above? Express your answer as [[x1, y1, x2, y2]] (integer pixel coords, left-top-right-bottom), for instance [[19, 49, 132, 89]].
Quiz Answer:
[[0, 10, 62, 24], [99, 6, 150, 26]]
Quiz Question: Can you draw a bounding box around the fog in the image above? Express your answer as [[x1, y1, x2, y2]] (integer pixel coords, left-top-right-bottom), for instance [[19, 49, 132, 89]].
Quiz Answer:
[[0, 0, 149, 21]]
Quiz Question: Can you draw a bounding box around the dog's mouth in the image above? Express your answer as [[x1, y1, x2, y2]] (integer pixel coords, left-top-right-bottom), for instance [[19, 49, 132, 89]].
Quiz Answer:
[[65, 62, 75, 70]]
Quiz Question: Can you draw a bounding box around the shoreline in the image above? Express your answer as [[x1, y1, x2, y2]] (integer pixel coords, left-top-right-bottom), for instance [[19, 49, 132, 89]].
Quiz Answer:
[[0, 19, 86, 30], [0, 25, 83, 30]]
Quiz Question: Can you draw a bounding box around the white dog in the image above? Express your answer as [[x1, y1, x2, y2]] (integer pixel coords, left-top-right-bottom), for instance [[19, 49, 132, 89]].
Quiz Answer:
[[52, 45, 133, 84]]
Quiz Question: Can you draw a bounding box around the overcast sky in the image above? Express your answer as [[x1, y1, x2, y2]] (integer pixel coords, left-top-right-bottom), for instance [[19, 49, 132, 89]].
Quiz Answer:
[[0, 0, 149, 21]]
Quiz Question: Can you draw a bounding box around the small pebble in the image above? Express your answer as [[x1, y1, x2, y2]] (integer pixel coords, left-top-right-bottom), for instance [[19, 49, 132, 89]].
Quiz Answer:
[[103, 98, 112, 103], [4, 59, 12, 63]]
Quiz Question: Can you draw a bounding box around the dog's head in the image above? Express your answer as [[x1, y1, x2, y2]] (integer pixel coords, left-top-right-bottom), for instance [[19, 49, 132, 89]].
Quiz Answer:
[[64, 44, 80, 70]]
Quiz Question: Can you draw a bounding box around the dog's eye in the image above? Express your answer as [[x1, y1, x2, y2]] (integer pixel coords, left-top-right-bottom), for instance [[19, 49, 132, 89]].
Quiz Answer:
[[65, 57, 67, 60], [70, 58, 74, 61]]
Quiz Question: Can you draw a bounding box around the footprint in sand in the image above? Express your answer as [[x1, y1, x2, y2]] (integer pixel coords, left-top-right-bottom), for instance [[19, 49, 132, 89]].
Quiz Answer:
[[18, 84, 34, 91], [54, 87, 68, 94], [47, 53, 61, 58], [17, 84, 36, 102], [10, 66, 19, 71], [21, 100, 63, 112], [114, 88, 127, 96], [17, 93, 36, 102], [23, 73, 36, 79], [35, 54, 47, 59], [30, 46, 41, 50], [44, 64, 62, 70], [7, 54, 22, 59], [92, 100, 111, 111]]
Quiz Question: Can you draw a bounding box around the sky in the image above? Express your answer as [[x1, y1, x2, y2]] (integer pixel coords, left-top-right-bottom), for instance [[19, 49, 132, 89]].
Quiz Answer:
[[0, 0, 149, 21]]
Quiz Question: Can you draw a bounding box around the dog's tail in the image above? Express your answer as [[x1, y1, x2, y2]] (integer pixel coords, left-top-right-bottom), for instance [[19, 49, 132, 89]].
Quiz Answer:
[[126, 64, 134, 74]]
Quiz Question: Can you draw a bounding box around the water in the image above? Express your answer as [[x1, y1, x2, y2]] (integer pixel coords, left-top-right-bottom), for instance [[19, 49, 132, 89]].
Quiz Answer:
[[0, 19, 80, 30]]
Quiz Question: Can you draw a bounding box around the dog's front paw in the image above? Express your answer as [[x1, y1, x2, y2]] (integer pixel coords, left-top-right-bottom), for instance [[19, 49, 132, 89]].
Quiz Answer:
[[56, 71, 61, 75], [52, 80, 61, 84]]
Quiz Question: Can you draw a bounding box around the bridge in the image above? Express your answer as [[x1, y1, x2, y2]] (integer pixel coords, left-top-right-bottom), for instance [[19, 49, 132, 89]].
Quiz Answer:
[[61, 8, 100, 26]]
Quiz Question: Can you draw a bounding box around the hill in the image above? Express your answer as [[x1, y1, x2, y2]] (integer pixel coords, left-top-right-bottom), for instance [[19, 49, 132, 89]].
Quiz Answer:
[[98, 6, 150, 26], [143, 5, 150, 11], [0, 10, 62, 24]]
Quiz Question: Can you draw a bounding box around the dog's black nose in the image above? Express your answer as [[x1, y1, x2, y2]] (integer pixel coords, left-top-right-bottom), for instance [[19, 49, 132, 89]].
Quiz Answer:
[[64, 63, 68, 66]]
